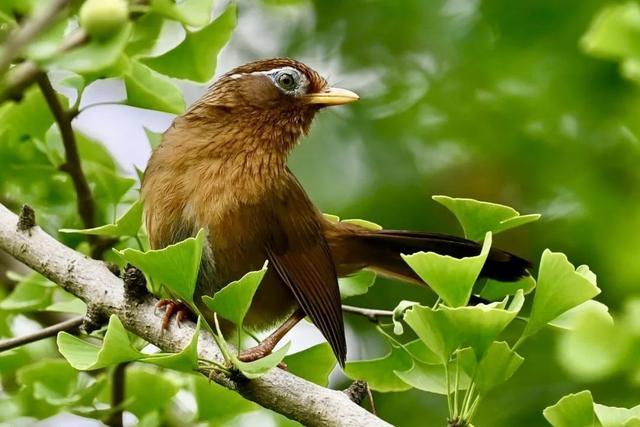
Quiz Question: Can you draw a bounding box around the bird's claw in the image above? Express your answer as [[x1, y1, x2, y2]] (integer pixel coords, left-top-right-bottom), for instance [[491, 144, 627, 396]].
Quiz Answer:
[[238, 345, 288, 370], [155, 299, 191, 330]]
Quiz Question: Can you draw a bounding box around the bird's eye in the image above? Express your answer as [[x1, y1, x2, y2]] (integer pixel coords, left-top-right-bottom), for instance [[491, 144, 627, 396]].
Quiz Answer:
[[276, 72, 297, 91]]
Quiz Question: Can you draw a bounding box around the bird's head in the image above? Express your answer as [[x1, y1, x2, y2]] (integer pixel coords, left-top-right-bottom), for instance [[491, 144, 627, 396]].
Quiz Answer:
[[185, 58, 358, 152]]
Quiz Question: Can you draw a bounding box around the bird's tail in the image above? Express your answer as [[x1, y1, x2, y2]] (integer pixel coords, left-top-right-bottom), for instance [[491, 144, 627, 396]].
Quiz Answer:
[[330, 227, 531, 283]]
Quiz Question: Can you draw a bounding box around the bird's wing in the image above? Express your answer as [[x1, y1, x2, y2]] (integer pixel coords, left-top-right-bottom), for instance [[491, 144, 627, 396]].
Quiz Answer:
[[265, 174, 346, 366]]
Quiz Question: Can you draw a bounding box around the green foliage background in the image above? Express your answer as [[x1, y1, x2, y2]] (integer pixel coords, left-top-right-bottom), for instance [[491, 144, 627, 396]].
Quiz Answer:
[[1, 0, 640, 426]]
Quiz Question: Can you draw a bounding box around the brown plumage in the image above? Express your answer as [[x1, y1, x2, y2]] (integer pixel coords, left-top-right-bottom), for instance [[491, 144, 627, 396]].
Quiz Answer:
[[141, 58, 530, 366]]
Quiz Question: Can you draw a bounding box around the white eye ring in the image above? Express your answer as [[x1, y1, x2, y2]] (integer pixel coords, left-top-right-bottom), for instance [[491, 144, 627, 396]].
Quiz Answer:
[[228, 66, 310, 96]]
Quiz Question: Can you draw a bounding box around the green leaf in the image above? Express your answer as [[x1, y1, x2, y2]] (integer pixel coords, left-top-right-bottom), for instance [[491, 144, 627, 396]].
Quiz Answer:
[[322, 213, 340, 222], [17, 359, 106, 407], [521, 250, 601, 340], [202, 262, 267, 326], [140, 317, 201, 372], [45, 289, 87, 315], [344, 345, 413, 392], [126, 13, 164, 56], [392, 300, 419, 335], [151, 0, 214, 27], [41, 127, 117, 170], [339, 270, 377, 299], [394, 359, 469, 395], [283, 343, 336, 386], [116, 229, 205, 306], [549, 300, 612, 331], [457, 342, 524, 394], [57, 72, 86, 94], [125, 368, 180, 418], [543, 390, 595, 427], [341, 218, 383, 230], [479, 274, 536, 301], [232, 341, 291, 379], [433, 195, 540, 241], [0, 86, 55, 145], [24, 19, 67, 62], [403, 291, 523, 362], [595, 403, 640, 427], [0, 272, 56, 312], [124, 60, 185, 114], [60, 199, 143, 237], [144, 127, 162, 149], [581, 3, 640, 60], [556, 302, 630, 381], [190, 374, 256, 423], [57, 315, 144, 370], [87, 162, 137, 209], [402, 232, 492, 307], [142, 4, 236, 82], [47, 24, 132, 75], [439, 290, 524, 357]]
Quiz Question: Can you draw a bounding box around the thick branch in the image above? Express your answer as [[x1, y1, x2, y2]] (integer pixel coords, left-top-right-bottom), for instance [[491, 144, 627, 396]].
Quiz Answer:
[[0, 203, 390, 427]]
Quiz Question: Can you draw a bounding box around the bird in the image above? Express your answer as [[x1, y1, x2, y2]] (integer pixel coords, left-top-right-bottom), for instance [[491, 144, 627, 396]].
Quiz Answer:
[[141, 58, 531, 367]]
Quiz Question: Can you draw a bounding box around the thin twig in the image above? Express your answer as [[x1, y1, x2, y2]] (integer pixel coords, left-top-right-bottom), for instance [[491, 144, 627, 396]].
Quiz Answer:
[[366, 384, 377, 416], [0, 28, 88, 102], [342, 305, 393, 322], [106, 362, 129, 427], [0, 315, 84, 352], [37, 73, 95, 227], [0, 0, 72, 75], [36, 72, 113, 259]]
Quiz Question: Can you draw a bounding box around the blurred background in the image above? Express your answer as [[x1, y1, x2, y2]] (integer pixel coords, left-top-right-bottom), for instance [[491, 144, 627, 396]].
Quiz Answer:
[[3, 0, 640, 425]]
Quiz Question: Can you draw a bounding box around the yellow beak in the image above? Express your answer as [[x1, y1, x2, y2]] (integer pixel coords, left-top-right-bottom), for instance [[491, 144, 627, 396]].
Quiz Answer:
[[304, 87, 359, 106]]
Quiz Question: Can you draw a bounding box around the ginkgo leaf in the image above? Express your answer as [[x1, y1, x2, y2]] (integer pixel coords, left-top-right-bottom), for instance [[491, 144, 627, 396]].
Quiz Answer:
[[60, 200, 143, 237], [115, 229, 205, 307], [521, 250, 601, 340], [433, 195, 540, 241], [543, 390, 595, 427], [402, 232, 492, 307], [142, 4, 236, 82], [202, 262, 268, 327]]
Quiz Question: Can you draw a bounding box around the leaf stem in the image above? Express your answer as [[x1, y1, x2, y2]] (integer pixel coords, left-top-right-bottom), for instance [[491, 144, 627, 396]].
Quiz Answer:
[[453, 356, 460, 418], [444, 361, 453, 417], [374, 325, 423, 361]]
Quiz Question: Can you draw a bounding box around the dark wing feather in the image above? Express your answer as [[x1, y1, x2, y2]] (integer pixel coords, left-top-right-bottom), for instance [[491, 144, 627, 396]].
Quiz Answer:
[[266, 174, 346, 366]]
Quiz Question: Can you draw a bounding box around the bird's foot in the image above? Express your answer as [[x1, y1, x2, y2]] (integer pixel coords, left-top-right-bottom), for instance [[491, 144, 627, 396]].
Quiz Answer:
[[238, 342, 288, 370], [155, 299, 192, 330]]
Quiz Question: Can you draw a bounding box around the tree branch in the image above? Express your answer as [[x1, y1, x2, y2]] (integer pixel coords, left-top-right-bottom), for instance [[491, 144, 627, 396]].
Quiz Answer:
[[0, 0, 72, 75], [36, 72, 116, 259], [0, 203, 391, 427], [37, 73, 96, 229], [342, 305, 393, 322], [0, 28, 88, 102], [0, 315, 83, 352]]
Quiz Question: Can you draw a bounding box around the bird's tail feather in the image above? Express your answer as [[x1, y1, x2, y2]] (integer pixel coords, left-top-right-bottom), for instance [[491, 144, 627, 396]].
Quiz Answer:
[[333, 229, 531, 283]]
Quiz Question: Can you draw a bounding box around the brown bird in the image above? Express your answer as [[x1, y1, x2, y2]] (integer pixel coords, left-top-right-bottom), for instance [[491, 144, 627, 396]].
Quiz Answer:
[[141, 58, 530, 366]]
